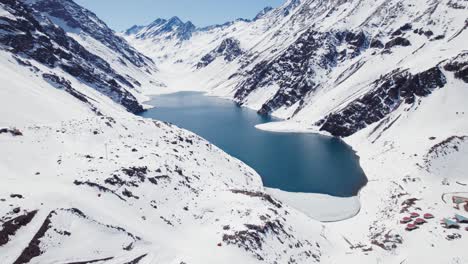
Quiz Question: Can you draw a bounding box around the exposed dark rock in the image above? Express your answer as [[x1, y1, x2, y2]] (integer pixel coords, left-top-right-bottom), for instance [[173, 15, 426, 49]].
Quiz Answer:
[[123, 254, 148, 264], [424, 30, 434, 37], [14, 211, 54, 264], [0, 128, 23, 136], [122, 166, 148, 182], [42, 73, 72, 90], [148, 175, 170, 185], [424, 136, 468, 166], [446, 233, 462, 241], [65, 257, 114, 264], [384, 37, 411, 49], [370, 39, 384, 49], [235, 29, 339, 115], [28, 0, 152, 68], [122, 189, 139, 199], [73, 180, 126, 201], [196, 38, 243, 68], [336, 30, 369, 59], [0, 210, 38, 247], [254, 6, 273, 20], [432, 34, 445, 40], [222, 220, 288, 260], [399, 23, 412, 31], [0, 0, 144, 114], [319, 67, 446, 137], [42, 73, 103, 115], [129, 16, 195, 41], [231, 190, 282, 208], [104, 175, 126, 187], [444, 52, 468, 83]]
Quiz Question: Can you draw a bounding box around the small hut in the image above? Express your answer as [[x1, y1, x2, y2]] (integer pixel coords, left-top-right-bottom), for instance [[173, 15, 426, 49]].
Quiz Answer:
[[423, 213, 434, 219], [442, 218, 460, 229], [452, 196, 468, 205], [455, 214, 468, 224], [464, 202, 468, 212], [415, 218, 426, 225], [400, 217, 412, 224], [453, 196, 468, 209], [410, 212, 420, 218], [406, 223, 418, 231]]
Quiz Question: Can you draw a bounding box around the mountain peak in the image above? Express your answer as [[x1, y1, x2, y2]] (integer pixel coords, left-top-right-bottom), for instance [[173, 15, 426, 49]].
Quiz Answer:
[[126, 16, 196, 41], [167, 16, 183, 25], [254, 6, 274, 20]]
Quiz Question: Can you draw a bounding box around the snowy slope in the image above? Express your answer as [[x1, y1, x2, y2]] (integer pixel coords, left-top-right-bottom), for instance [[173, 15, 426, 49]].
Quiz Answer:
[[1, 0, 467, 263], [24, 0, 164, 103], [126, 0, 467, 122], [0, 1, 340, 263], [0, 48, 333, 263], [125, 0, 468, 263]]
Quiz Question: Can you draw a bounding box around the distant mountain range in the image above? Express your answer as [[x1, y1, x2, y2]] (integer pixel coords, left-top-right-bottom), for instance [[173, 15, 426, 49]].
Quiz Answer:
[[125, 0, 467, 137]]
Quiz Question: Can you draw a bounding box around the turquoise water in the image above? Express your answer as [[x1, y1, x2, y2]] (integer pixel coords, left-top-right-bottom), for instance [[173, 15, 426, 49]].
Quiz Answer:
[[140, 92, 367, 197]]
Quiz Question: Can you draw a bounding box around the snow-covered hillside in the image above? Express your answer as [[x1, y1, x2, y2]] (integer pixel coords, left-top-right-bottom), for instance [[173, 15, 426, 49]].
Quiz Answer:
[[0, 1, 341, 263], [125, 0, 468, 263], [1, 0, 468, 263], [125, 0, 467, 122]]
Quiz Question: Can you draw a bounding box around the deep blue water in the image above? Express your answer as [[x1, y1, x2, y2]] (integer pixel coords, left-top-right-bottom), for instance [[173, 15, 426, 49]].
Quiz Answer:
[[140, 92, 367, 197]]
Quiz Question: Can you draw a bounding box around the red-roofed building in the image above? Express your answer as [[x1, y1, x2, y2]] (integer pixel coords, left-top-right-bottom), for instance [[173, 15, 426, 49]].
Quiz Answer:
[[424, 213, 434, 219], [410, 212, 420, 218], [406, 223, 418, 231], [415, 218, 426, 225], [400, 217, 412, 224]]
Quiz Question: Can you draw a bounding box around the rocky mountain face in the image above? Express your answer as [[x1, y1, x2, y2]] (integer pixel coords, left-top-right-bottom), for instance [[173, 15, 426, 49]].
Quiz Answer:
[[125, 16, 196, 42], [0, 0, 148, 113], [27, 0, 154, 69], [317, 66, 448, 137], [234, 29, 340, 115], [126, 0, 467, 138], [196, 38, 243, 69]]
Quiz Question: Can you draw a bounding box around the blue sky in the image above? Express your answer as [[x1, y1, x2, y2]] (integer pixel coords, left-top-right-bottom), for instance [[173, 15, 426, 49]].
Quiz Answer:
[[74, 0, 285, 31]]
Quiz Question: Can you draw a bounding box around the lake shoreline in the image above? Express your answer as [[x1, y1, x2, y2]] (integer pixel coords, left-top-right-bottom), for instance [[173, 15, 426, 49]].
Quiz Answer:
[[140, 91, 368, 221], [265, 188, 361, 222]]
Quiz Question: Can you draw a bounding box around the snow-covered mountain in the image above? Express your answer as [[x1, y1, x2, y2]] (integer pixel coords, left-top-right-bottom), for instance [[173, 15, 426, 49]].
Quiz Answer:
[[1, 0, 467, 263], [125, 16, 196, 42], [0, 1, 342, 263], [126, 0, 467, 127], [124, 0, 468, 263]]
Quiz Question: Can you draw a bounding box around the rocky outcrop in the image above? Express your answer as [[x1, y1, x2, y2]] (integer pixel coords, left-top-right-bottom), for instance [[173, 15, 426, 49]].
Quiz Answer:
[[234, 29, 340, 114], [0, 0, 144, 113], [254, 6, 273, 20], [27, 0, 153, 68], [318, 67, 447, 137], [444, 52, 468, 83], [384, 37, 411, 49], [196, 38, 243, 68], [336, 31, 370, 60], [127, 16, 196, 41]]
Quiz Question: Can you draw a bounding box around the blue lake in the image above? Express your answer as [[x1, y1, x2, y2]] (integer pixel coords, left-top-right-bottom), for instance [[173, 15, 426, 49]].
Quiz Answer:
[[140, 92, 367, 197]]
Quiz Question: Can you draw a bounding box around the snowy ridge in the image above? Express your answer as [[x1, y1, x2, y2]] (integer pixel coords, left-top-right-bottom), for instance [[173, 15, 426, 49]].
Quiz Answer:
[[125, 0, 467, 125], [0, 1, 341, 263], [24, 0, 164, 103], [0, 0, 467, 263], [125, 0, 468, 263]]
